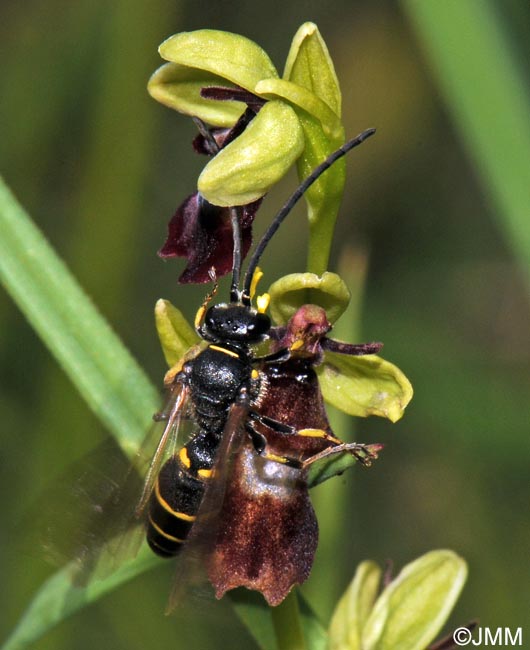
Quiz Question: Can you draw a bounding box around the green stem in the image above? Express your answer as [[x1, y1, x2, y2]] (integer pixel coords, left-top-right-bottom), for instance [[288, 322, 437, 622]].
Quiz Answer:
[[307, 218, 334, 277], [271, 591, 307, 650]]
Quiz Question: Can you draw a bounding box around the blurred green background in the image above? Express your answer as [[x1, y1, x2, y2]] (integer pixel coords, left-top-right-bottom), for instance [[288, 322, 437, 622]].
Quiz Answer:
[[1, 1, 529, 648]]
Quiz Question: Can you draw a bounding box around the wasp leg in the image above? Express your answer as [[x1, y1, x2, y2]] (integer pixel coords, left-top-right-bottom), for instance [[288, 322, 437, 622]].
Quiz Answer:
[[248, 412, 346, 449], [245, 422, 304, 469], [247, 409, 379, 468], [301, 442, 381, 468], [248, 411, 294, 434]]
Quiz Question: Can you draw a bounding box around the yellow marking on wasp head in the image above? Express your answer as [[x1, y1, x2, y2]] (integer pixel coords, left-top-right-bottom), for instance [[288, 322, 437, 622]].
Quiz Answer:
[[179, 447, 191, 468], [194, 305, 206, 329], [256, 292, 270, 314], [197, 468, 213, 479], [251, 369, 259, 380], [249, 267, 264, 299]]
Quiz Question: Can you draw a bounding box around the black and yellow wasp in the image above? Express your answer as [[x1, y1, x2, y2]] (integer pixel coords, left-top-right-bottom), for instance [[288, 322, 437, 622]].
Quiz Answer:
[[33, 129, 380, 607], [129, 129, 381, 605]]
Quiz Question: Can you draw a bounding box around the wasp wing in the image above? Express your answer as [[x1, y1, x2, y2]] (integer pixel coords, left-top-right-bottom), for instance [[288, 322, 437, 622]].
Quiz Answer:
[[135, 380, 190, 517], [25, 379, 192, 585], [89, 380, 192, 580], [165, 398, 249, 611]]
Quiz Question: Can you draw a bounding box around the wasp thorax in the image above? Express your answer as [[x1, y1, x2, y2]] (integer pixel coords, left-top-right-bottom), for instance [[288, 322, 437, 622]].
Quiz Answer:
[[202, 304, 270, 343]]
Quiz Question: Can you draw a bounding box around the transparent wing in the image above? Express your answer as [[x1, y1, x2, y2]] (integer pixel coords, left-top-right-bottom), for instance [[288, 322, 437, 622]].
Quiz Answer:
[[85, 380, 192, 581], [166, 399, 249, 611], [24, 379, 193, 584], [135, 380, 190, 517]]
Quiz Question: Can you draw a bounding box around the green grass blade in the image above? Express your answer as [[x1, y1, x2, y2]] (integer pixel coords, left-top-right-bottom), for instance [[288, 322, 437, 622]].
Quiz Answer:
[[298, 594, 328, 650], [1, 547, 161, 650], [0, 177, 159, 455], [402, 0, 530, 285]]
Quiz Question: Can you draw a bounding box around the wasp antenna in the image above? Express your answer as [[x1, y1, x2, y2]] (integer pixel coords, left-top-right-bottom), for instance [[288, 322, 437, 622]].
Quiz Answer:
[[194, 268, 219, 329], [230, 206, 243, 302], [242, 128, 376, 298]]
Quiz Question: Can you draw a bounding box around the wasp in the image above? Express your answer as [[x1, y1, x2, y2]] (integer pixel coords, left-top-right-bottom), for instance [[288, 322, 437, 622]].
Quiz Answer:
[[132, 128, 382, 605]]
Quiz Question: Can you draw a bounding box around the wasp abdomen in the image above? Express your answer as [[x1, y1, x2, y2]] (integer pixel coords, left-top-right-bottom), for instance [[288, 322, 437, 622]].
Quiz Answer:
[[146, 433, 218, 558]]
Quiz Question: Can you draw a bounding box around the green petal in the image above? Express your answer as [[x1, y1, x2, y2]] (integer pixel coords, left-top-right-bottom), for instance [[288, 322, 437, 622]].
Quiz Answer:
[[268, 272, 351, 325], [148, 63, 245, 126], [255, 78, 342, 139], [155, 299, 199, 368], [283, 22, 341, 116], [362, 550, 468, 650], [316, 352, 413, 422], [198, 100, 304, 206], [158, 29, 278, 92], [328, 561, 382, 650]]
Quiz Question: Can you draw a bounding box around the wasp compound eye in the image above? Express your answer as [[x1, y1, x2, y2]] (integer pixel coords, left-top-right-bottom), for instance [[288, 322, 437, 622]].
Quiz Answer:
[[247, 311, 270, 339]]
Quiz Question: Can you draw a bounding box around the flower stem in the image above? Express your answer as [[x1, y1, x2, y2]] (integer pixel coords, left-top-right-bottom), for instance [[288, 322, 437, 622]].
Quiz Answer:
[[271, 590, 306, 650]]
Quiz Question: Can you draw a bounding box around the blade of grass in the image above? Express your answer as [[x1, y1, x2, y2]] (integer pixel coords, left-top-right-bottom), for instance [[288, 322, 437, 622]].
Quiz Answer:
[[298, 593, 328, 650], [0, 177, 159, 456], [1, 546, 161, 650], [402, 0, 530, 285]]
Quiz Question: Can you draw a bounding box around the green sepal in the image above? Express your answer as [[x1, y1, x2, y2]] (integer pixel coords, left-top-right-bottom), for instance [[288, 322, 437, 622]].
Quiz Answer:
[[198, 100, 304, 206], [147, 63, 245, 127], [283, 22, 345, 276], [283, 22, 341, 116], [158, 29, 278, 93], [255, 78, 342, 140], [316, 352, 413, 423], [268, 272, 351, 325], [154, 299, 199, 368], [328, 561, 383, 650], [296, 113, 346, 275], [362, 550, 468, 650]]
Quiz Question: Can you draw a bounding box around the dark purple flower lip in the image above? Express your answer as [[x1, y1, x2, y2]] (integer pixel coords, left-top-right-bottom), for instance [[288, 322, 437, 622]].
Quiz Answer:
[[160, 88, 266, 284], [158, 193, 262, 284]]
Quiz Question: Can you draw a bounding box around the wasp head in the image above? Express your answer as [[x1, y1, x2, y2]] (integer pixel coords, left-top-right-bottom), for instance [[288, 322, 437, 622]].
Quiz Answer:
[[201, 303, 271, 345]]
